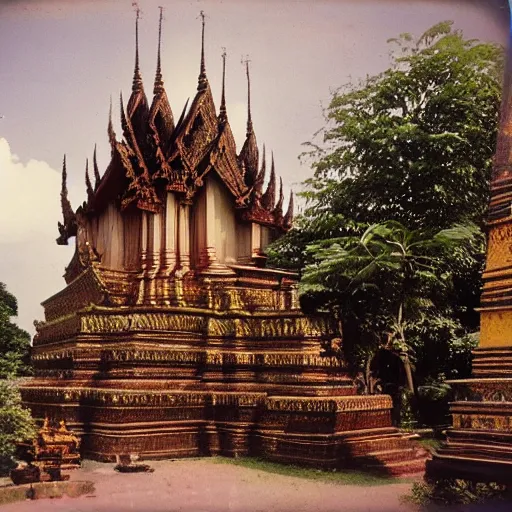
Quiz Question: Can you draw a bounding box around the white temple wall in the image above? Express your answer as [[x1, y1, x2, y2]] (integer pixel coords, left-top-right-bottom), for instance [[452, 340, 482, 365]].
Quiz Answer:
[[164, 192, 178, 271], [236, 222, 252, 263], [190, 187, 206, 269], [123, 209, 141, 270], [96, 203, 125, 270], [210, 176, 237, 264]]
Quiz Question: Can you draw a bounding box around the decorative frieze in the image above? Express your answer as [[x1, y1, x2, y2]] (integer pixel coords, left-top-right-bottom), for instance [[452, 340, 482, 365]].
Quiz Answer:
[[265, 395, 392, 413]]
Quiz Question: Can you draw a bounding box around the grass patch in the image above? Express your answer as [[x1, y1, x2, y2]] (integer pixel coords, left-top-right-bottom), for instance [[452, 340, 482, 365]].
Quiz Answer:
[[417, 437, 442, 454], [212, 457, 402, 486]]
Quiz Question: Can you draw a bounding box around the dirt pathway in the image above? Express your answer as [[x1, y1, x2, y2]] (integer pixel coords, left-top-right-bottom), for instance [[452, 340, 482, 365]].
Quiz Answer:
[[0, 459, 418, 512]]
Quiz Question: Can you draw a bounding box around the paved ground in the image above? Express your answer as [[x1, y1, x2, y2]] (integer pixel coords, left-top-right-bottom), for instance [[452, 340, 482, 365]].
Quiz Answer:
[[0, 459, 419, 512]]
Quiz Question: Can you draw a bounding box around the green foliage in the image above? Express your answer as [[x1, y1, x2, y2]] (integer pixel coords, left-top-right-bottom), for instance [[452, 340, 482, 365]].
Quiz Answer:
[[0, 380, 36, 474], [267, 21, 503, 424], [0, 283, 31, 379], [213, 457, 397, 486], [406, 479, 509, 507], [0, 284, 36, 474], [300, 21, 502, 231]]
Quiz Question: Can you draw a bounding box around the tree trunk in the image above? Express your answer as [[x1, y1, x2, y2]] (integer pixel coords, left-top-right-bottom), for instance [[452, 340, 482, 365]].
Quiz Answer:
[[402, 352, 414, 393]]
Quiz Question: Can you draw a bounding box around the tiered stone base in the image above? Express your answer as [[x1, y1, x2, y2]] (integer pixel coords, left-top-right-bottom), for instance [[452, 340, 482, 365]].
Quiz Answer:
[[428, 347, 512, 483], [21, 384, 427, 476], [25, 265, 427, 476]]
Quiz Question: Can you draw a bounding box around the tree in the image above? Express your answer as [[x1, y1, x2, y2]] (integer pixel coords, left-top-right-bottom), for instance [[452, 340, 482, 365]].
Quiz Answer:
[[0, 283, 31, 379], [301, 21, 503, 231], [0, 283, 35, 473], [301, 221, 479, 393], [267, 22, 503, 424], [0, 381, 36, 473]]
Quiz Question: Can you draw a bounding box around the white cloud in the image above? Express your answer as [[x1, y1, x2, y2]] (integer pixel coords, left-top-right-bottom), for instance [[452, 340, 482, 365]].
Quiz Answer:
[[0, 137, 61, 243], [0, 137, 74, 335]]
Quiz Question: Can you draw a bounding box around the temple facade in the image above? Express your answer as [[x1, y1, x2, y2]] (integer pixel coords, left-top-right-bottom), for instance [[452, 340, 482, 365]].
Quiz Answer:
[[428, 29, 512, 482], [20, 10, 426, 475]]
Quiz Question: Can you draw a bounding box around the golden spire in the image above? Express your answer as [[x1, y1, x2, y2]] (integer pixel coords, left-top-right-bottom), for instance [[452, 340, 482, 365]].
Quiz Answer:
[[197, 10, 208, 91], [93, 144, 101, 190], [283, 190, 294, 227], [85, 158, 94, 202], [132, 3, 143, 93], [219, 48, 227, 124], [154, 6, 164, 95], [243, 56, 253, 136]]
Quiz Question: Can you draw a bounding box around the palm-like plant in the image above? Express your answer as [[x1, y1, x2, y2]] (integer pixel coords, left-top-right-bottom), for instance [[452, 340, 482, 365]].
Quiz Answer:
[[301, 221, 478, 393]]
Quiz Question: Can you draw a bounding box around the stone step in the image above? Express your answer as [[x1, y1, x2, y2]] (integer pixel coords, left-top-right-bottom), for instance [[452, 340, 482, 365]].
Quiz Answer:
[[362, 456, 428, 477], [343, 435, 416, 456], [366, 447, 427, 464]]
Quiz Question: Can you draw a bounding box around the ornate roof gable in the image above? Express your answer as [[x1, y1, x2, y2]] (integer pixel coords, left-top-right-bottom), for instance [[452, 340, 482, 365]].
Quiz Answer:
[[166, 12, 219, 197], [195, 51, 249, 205]]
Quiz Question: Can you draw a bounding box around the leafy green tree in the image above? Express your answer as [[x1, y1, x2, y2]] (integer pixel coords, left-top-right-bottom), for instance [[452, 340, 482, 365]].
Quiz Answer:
[[301, 221, 478, 393], [300, 21, 503, 232], [0, 380, 36, 474], [0, 283, 35, 473], [267, 21, 502, 424], [0, 283, 31, 378]]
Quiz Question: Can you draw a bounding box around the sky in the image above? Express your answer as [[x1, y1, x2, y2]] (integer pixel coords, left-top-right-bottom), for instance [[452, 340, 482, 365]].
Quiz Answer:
[[0, 0, 509, 335]]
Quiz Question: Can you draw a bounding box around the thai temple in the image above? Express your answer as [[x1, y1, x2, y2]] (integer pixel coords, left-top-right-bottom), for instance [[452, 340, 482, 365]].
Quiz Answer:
[[428, 26, 512, 482], [20, 10, 426, 474]]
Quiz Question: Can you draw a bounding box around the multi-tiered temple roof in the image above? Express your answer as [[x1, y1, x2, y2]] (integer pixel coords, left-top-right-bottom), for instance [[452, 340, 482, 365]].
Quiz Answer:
[[57, 10, 293, 256]]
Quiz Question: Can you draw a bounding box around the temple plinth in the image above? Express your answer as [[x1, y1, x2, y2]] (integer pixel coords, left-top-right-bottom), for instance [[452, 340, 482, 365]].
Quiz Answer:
[[427, 26, 512, 482], [20, 11, 426, 475]]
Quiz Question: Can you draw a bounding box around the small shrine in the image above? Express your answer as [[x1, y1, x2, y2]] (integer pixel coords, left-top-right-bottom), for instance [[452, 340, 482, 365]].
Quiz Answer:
[[11, 419, 80, 484], [20, 9, 426, 475]]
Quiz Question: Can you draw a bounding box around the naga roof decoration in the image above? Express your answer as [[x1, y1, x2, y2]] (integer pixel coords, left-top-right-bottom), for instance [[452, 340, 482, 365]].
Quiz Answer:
[[261, 153, 277, 211], [57, 155, 77, 245], [93, 145, 101, 190], [254, 144, 266, 198], [85, 158, 94, 205], [273, 177, 284, 220], [107, 97, 117, 153], [57, 10, 295, 244], [283, 190, 294, 229]]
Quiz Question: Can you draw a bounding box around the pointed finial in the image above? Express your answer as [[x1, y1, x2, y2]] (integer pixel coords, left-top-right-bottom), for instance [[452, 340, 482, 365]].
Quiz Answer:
[[108, 95, 116, 147], [219, 48, 227, 124], [93, 144, 101, 189], [132, 2, 143, 92], [197, 10, 208, 90], [85, 158, 94, 202], [242, 55, 253, 136], [262, 151, 276, 210], [154, 6, 164, 94], [284, 191, 294, 227]]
